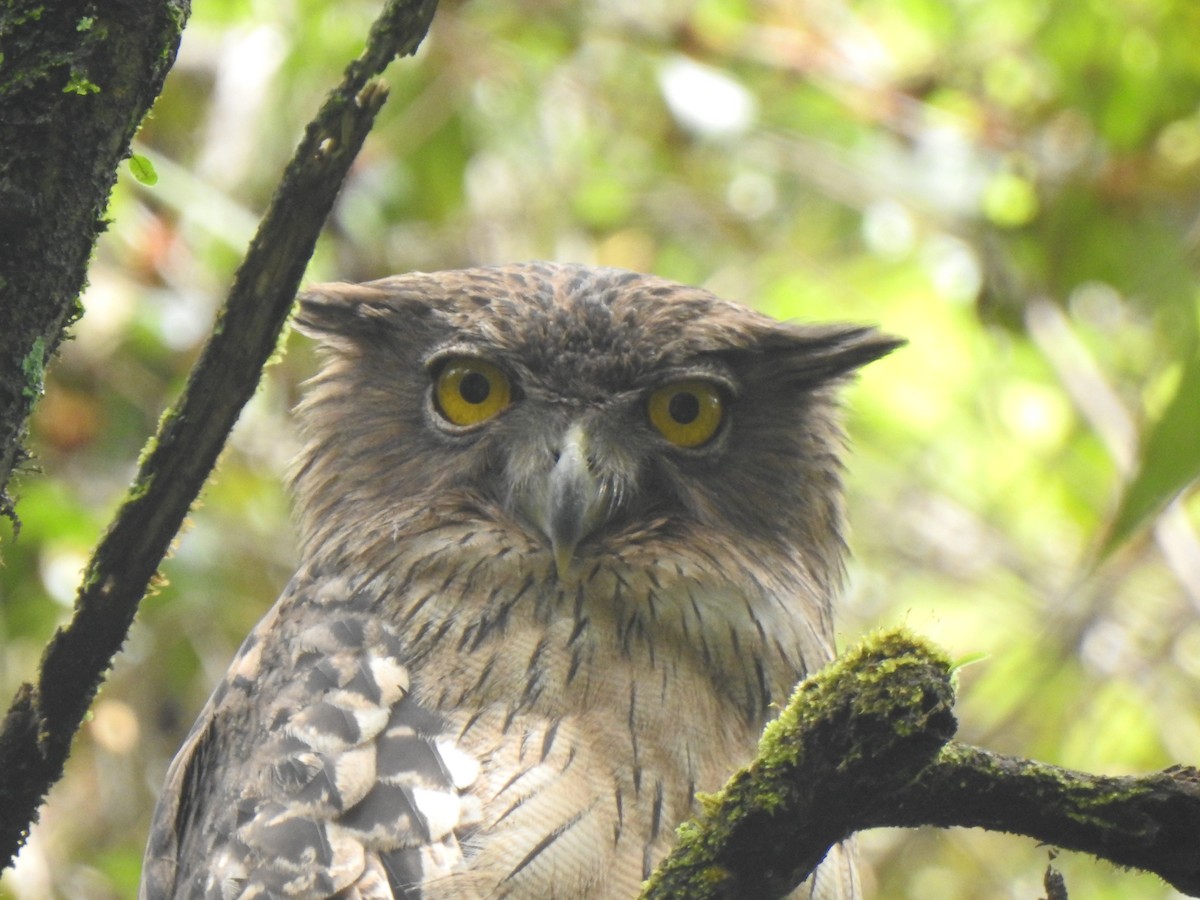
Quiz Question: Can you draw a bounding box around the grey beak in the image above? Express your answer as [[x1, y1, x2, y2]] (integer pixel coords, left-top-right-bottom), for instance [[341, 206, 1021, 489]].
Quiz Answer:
[[543, 425, 604, 578]]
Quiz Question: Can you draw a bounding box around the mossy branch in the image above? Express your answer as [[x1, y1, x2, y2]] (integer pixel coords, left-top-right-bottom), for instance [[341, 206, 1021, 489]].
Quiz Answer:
[[642, 627, 1200, 899], [0, 0, 438, 869], [641, 630, 957, 899], [0, 0, 189, 524], [892, 744, 1200, 895]]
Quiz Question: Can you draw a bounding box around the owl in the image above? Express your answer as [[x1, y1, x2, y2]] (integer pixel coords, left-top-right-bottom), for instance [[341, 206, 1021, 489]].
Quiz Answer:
[[140, 262, 900, 899]]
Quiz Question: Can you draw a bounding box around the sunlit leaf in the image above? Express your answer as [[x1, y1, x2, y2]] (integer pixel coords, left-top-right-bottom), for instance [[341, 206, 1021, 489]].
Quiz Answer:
[[128, 152, 158, 186], [1101, 347, 1200, 557], [949, 651, 990, 674]]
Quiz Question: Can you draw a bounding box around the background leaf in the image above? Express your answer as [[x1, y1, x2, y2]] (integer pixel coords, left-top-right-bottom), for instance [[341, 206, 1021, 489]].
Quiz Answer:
[[1102, 347, 1200, 557], [127, 154, 159, 187]]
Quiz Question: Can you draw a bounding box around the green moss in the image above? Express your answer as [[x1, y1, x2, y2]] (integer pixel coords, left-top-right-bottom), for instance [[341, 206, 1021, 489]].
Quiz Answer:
[[126, 471, 155, 502], [63, 71, 101, 94], [10, 5, 45, 25], [642, 629, 957, 898], [21, 337, 46, 399], [699, 866, 733, 887]]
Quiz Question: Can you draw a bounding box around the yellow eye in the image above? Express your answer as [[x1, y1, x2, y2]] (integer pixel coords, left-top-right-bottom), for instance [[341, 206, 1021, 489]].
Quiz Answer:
[[647, 381, 724, 448], [434, 358, 512, 427]]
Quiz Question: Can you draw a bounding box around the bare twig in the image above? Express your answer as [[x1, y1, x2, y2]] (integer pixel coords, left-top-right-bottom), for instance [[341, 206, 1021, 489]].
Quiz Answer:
[[0, 0, 438, 868]]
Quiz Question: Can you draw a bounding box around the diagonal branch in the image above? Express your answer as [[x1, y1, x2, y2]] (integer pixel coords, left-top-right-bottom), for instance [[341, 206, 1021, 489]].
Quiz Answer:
[[642, 628, 1200, 899], [0, 0, 438, 869]]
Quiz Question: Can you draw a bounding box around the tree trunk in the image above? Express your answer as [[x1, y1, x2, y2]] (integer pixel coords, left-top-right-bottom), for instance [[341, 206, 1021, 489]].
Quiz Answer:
[[0, 0, 190, 523]]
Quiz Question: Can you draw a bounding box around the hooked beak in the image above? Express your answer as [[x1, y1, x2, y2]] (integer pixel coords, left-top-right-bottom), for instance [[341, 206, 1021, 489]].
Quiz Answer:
[[539, 424, 606, 579]]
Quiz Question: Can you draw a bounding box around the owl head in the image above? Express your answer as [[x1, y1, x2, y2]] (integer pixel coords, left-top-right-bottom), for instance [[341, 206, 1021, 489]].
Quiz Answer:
[[291, 262, 900, 598]]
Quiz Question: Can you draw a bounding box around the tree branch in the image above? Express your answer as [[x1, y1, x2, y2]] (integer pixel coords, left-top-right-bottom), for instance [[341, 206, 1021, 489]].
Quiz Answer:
[[0, 0, 438, 868], [641, 630, 958, 899], [642, 628, 1200, 899], [893, 744, 1200, 895]]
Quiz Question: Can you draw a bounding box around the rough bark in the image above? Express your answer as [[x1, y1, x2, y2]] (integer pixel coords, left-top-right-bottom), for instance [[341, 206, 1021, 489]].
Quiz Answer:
[[0, 0, 190, 526], [895, 744, 1200, 895]]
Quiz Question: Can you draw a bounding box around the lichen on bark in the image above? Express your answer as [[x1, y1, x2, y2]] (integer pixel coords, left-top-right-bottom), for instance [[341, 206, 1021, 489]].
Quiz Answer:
[[0, 0, 190, 525]]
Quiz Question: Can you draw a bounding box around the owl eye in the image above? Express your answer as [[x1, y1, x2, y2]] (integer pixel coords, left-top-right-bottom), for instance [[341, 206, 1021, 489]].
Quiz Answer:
[[647, 380, 724, 448], [434, 358, 512, 427]]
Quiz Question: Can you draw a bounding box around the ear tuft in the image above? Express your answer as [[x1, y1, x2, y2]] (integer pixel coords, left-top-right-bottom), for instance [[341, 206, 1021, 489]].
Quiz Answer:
[[294, 283, 394, 341], [762, 324, 905, 388]]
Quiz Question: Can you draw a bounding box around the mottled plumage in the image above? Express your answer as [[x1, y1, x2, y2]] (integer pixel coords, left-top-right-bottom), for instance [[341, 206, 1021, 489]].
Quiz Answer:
[[141, 262, 900, 899]]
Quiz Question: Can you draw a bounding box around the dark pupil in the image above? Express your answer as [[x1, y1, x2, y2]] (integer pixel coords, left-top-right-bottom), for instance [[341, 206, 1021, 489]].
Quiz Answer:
[[460, 371, 491, 404], [668, 391, 700, 424]]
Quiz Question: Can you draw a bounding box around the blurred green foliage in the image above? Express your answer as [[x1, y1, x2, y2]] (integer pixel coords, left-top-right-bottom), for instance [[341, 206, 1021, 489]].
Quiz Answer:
[[2, 0, 1199, 896]]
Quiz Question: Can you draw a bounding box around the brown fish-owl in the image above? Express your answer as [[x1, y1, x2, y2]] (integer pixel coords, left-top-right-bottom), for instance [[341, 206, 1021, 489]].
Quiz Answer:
[[140, 262, 900, 899]]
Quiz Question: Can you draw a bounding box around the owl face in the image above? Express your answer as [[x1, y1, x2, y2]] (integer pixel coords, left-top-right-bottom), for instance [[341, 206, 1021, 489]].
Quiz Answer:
[[427, 344, 736, 577], [292, 262, 900, 591]]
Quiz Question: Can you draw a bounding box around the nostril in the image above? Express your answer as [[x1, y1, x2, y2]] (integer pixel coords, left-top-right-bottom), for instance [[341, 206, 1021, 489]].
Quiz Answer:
[[554, 424, 588, 471]]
